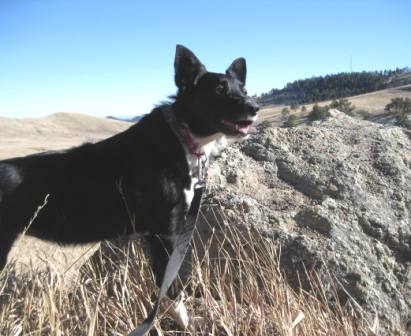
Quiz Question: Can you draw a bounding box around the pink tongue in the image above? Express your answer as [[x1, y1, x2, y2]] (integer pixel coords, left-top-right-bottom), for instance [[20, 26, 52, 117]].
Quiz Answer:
[[238, 125, 251, 134]]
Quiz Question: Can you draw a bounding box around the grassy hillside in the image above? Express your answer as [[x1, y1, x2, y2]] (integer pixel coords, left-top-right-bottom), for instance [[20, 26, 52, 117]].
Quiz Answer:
[[258, 68, 411, 107], [258, 84, 411, 125]]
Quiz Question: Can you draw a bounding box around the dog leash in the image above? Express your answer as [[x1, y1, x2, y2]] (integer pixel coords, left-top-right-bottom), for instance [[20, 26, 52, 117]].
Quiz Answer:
[[128, 155, 207, 336]]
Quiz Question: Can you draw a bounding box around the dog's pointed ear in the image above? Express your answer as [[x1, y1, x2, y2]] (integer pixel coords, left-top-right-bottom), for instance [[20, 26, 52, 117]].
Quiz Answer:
[[174, 45, 206, 90], [226, 58, 247, 85]]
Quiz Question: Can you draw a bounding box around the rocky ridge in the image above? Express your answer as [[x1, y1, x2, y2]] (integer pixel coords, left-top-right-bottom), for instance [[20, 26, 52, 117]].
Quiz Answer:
[[200, 109, 411, 334]]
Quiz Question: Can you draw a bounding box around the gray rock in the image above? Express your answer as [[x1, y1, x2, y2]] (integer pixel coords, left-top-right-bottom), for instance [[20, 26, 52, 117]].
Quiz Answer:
[[294, 207, 333, 235], [201, 109, 411, 335]]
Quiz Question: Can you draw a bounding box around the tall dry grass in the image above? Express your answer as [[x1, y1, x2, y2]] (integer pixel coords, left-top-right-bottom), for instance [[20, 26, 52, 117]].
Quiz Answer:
[[0, 221, 376, 335]]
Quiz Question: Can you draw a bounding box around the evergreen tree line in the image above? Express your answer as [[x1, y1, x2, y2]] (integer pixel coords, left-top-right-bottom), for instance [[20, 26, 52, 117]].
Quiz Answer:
[[258, 67, 411, 106]]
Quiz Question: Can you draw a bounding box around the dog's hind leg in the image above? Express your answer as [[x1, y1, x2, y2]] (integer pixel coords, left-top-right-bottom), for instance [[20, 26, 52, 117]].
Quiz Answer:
[[0, 217, 19, 270]]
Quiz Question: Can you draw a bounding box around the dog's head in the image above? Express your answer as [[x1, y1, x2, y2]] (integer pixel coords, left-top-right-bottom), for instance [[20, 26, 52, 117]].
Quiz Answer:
[[173, 45, 259, 137]]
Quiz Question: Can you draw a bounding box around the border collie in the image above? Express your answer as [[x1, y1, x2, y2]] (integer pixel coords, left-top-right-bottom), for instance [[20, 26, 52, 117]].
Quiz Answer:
[[0, 45, 259, 329]]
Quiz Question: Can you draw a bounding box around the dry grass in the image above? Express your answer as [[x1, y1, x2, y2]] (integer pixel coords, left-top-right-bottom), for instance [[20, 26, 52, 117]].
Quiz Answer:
[[0, 218, 376, 336]]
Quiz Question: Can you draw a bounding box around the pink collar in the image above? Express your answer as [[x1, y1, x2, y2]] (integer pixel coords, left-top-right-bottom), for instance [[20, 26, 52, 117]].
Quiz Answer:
[[174, 123, 205, 157], [163, 109, 205, 158]]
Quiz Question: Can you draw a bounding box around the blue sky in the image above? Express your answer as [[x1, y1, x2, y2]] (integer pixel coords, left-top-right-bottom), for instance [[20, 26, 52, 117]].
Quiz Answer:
[[0, 0, 410, 118]]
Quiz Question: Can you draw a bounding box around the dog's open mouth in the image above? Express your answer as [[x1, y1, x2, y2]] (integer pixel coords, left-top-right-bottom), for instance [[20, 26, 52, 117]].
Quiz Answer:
[[221, 119, 254, 135]]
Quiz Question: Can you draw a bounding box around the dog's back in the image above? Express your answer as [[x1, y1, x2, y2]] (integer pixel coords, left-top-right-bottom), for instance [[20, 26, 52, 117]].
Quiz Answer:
[[0, 108, 190, 269]]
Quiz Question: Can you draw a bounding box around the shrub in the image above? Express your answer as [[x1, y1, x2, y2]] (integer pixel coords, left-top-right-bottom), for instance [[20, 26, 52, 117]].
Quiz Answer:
[[290, 102, 299, 113], [308, 104, 330, 121], [281, 107, 291, 118], [356, 109, 373, 120], [282, 114, 298, 128], [329, 98, 356, 116], [385, 97, 411, 127]]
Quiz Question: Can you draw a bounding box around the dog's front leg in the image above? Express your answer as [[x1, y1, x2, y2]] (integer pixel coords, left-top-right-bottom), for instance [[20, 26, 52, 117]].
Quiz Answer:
[[145, 234, 193, 330]]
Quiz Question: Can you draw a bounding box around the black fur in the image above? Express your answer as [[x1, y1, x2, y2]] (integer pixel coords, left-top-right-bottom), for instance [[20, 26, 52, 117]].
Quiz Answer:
[[0, 45, 259, 296]]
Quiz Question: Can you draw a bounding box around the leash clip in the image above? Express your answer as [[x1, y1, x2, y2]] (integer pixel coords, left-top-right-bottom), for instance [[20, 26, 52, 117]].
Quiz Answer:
[[195, 154, 207, 189]]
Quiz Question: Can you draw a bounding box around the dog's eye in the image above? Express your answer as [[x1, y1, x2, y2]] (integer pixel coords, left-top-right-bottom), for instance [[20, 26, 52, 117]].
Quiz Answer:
[[240, 84, 247, 95], [216, 82, 228, 95]]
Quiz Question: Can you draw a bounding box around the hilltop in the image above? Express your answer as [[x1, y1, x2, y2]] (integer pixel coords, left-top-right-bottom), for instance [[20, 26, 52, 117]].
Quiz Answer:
[[0, 112, 130, 160]]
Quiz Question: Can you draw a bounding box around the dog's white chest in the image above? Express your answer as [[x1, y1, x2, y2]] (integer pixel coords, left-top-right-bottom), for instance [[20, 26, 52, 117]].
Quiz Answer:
[[183, 136, 228, 207], [184, 177, 198, 207]]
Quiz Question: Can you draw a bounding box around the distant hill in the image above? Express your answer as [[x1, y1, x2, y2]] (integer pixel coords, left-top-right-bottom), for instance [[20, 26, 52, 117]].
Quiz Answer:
[[107, 115, 144, 123], [258, 84, 411, 126], [258, 67, 411, 107], [0, 112, 130, 159]]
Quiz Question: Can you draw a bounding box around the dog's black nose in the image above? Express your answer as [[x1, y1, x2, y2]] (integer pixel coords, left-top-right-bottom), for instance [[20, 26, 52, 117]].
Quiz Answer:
[[248, 101, 260, 116]]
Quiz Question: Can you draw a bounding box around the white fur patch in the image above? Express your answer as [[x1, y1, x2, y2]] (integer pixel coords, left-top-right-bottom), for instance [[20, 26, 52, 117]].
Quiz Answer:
[[184, 177, 198, 207], [183, 133, 228, 207], [162, 293, 190, 330], [171, 293, 190, 328], [182, 129, 254, 207]]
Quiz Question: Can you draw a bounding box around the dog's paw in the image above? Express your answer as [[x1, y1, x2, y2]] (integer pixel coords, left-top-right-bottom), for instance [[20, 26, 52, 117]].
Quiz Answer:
[[162, 293, 192, 331], [171, 294, 190, 329]]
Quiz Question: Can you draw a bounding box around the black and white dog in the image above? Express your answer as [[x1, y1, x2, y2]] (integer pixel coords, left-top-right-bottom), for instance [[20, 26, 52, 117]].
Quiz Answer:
[[0, 45, 259, 328]]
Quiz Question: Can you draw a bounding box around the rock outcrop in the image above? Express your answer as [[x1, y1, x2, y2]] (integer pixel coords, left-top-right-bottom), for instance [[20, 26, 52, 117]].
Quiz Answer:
[[200, 110, 411, 334]]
